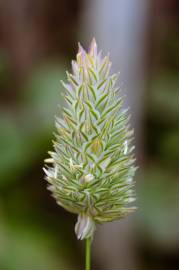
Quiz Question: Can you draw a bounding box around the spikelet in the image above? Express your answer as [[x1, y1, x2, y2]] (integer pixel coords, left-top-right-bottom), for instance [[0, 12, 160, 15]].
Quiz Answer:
[[44, 39, 137, 240]]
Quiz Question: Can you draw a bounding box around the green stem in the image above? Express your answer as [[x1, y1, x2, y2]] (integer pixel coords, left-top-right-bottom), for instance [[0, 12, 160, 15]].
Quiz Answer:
[[85, 237, 91, 270]]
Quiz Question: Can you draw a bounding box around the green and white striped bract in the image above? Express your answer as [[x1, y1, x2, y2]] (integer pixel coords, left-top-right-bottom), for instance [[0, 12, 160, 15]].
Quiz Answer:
[[44, 39, 137, 240]]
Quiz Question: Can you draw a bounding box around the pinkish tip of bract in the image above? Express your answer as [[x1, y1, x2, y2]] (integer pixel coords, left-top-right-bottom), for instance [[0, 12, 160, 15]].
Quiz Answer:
[[88, 38, 97, 56]]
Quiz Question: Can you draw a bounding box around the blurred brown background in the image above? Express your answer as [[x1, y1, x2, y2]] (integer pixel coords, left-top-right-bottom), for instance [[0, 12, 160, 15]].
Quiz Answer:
[[0, 0, 179, 269]]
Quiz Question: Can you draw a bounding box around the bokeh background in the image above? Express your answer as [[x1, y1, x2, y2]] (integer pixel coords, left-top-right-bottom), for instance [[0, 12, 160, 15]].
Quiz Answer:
[[0, 0, 179, 269]]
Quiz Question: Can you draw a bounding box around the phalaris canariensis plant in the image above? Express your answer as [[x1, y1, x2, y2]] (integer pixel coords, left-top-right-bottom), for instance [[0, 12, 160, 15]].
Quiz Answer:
[[44, 39, 137, 241]]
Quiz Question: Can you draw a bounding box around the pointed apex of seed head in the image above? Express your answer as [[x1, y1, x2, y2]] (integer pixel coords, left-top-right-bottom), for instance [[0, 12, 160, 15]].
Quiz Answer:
[[78, 42, 85, 54], [77, 42, 86, 65], [89, 38, 97, 57]]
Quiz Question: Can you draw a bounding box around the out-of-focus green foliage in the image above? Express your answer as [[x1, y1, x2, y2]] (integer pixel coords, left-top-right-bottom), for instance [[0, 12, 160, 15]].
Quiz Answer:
[[137, 166, 179, 249], [0, 63, 64, 187], [159, 129, 179, 161], [148, 74, 179, 123], [0, 113, 27, 186], [136, 68, 179, 255], [0, 219, 74, 270], [22, 63, 65, 132]]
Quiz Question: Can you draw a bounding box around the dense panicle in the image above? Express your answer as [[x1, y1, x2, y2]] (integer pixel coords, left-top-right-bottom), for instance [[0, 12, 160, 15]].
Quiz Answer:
[[44, 38, 137, 240]]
